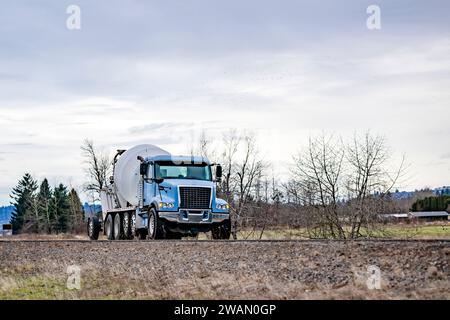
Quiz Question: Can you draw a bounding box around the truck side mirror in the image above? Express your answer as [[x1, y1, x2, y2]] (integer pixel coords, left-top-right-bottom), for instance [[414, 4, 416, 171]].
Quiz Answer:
[[140, 163, 148, 176], [216, 165, 223, 180]]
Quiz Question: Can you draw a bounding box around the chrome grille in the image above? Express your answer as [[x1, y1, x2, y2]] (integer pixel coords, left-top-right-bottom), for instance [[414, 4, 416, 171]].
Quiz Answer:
[[179, 187, 211, 209]]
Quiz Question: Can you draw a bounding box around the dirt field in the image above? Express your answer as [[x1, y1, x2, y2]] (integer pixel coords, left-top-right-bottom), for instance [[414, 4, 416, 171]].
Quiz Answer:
[[0, 240, 448, 299]]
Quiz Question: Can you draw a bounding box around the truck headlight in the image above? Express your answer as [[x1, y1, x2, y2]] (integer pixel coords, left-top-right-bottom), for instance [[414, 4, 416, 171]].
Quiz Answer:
[[159, 202, 175, 209], [216, 203, 229, 210]]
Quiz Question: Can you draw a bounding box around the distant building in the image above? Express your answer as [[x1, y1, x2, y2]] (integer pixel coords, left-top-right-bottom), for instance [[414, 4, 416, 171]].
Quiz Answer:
[[409, 211, 449, 221], [379, 211, 449, 222], [379, 213, 409, 221], [0, 223, 12, 237]]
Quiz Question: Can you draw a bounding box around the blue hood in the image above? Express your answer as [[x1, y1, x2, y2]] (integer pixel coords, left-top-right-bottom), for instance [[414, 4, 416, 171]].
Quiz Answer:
[[159, 179, 215, 189]]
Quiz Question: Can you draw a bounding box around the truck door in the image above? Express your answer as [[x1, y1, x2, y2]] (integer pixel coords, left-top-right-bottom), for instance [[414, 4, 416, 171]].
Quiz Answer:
[[143, 163, 156, 206]]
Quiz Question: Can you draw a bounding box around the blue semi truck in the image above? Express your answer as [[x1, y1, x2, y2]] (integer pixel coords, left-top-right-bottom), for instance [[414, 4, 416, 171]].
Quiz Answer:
[[87, 145, 231, 240]]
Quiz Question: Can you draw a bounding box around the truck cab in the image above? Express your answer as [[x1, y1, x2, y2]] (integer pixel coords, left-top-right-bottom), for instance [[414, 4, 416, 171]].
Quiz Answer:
[[137, 155, 231, 239]]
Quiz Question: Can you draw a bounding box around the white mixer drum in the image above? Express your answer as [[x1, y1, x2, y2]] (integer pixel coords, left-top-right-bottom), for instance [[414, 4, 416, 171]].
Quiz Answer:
[[113, 144, 170, 206]]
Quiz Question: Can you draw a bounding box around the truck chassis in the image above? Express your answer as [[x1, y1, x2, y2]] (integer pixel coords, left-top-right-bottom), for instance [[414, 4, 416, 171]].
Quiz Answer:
[[87, 207, 231, 240]]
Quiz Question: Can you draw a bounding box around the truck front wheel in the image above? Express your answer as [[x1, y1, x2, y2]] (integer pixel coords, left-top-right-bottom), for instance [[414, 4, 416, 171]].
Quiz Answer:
[[147, 208, 165, 240], [211, 220, 231, 240]]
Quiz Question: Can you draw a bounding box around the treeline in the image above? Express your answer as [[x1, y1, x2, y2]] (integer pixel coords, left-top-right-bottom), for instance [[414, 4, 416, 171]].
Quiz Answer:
[[187, 130, 406, 239], [10, 173, 85, 234], [411, 195, 450, 212]]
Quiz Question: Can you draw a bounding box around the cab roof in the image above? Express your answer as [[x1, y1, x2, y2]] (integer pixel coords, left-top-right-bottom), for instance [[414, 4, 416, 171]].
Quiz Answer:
[[146, 154, 211, 165]]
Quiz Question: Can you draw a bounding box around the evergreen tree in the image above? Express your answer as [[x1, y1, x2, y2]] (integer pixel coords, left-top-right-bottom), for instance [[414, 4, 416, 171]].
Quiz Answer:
[[411, 195, 450, 212], [68, 188, 85, 233], [10, 173, 38, 233], [10, 174, 90, 234], [28, 196, 40, 233], [51, 184, 70, 233], [37, 179, 53, 233]]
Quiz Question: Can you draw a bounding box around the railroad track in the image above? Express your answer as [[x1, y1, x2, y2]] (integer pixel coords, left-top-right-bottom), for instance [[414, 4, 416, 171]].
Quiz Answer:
[[1, 238, 449, 243]]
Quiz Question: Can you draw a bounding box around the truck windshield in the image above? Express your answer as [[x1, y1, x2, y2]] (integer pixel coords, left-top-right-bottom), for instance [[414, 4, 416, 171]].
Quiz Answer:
[[154, 161, 212, 181]]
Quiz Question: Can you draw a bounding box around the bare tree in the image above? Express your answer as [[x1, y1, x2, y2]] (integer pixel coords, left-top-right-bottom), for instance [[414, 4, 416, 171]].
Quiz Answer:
[[189, 130, 212, 158], [291, 134, 346, 238], [346, 131, 406, 238], [233, 134, 265, 239], [198, 130, 213, 159], [81, 139, 111, 202], [290, 131, 405, 239], [218, 129, 240, 204], [189, 130, 266, 239], [257, 175, 283, 239]]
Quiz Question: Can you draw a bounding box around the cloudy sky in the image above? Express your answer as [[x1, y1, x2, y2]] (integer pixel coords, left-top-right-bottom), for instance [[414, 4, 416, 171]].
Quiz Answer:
[[0, 0, 449, 204]]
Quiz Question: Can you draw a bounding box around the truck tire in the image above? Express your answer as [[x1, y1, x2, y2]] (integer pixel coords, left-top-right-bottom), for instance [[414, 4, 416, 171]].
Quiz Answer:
[[87, 217, 100, 240], [105, 214, 114, 240], [113, 213, 123, 240], [123, 212, 133, 240], [147, 208, 165, 240], [211, 219, 231, 240]]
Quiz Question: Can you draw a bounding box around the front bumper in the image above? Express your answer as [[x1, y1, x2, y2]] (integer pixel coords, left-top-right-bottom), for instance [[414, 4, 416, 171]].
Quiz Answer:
[[158, 209, 229, 224]]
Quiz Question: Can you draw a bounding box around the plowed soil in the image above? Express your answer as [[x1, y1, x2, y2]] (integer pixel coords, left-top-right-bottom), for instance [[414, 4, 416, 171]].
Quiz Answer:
[[0, 240, 448, 299]]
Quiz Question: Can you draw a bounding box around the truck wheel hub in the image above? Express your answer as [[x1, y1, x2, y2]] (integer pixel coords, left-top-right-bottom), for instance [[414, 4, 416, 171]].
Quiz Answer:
[[149, 214, 155, 235]]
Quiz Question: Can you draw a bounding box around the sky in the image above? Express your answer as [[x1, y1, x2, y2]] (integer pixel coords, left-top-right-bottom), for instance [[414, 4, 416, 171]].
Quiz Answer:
[[0, 0, 449, 205]]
